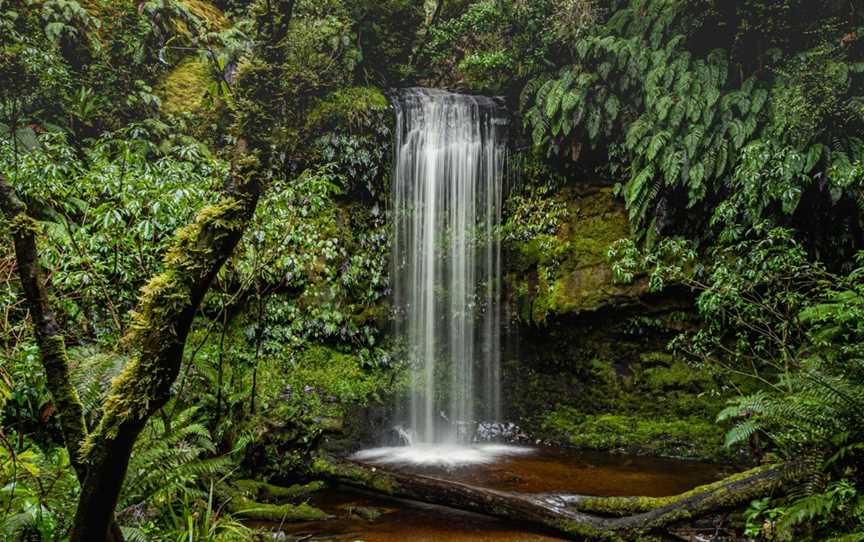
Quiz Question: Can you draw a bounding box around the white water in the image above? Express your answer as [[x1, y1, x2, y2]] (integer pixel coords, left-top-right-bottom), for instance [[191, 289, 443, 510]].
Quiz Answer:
[[352, 444, 532, 468], [390, 88, 508, 448]]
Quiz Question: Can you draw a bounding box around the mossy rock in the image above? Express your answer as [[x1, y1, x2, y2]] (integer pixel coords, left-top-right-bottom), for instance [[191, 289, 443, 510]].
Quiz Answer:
[[233, 479, 325, 503], [540, 410, 728, 460], [155, 57, 211, 116], [228, 498, 332, 522], [224, 479, 330, 522], [340, 504, 395, 521], [507, 186, 648, 324]]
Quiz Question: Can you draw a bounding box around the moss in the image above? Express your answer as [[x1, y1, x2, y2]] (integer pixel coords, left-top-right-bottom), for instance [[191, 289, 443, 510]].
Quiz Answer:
[[224, 478, 329, 521], [180, 0, 228, 30], [291, 345, 399, 405], [305, 86, 390, 134], [506, 186, 647, 324], [556, 519, 624, 541], [9, 214, 40, 235], [155, 57, 212, 116], [228, 497, 332, 522], [83, 186, 259, 455], [311, 457, 399, 494], [573, 464, 779, 517], [233, 479, 325, 502], [541, 410, 727, 460], [642, 359, 707, 391]]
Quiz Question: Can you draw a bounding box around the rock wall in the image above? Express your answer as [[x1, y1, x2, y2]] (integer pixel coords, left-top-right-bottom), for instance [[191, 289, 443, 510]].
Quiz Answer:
[[502, 182, 734, 461]]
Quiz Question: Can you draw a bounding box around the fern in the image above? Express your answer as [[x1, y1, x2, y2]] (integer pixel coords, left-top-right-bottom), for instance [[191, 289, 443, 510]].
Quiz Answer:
[[118, 406, 229, 515], [68, 346, 127, 426]]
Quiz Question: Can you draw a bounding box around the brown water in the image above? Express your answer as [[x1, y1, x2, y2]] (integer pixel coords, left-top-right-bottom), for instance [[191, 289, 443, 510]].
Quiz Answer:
[[268, 448, 734, 542], [382, 447, 730, 496]]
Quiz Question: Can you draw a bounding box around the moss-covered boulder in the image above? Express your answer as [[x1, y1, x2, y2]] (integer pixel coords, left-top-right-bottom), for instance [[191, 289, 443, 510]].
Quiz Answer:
[[506, 185, 647, 324], [505, 316, 733, 460], [499, 179, 737, 460]]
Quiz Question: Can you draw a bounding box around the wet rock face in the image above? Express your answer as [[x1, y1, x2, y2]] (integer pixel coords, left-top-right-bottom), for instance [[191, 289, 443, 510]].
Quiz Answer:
[[500, 183, 731, 460], [504, 185, 648, 324]]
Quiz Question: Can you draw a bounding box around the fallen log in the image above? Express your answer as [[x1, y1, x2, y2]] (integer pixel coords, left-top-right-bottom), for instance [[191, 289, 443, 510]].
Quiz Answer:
[[312, 456, 802, 541]]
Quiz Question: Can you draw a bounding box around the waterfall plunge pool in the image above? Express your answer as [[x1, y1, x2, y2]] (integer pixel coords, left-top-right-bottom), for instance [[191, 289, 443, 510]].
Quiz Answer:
[[261, 448, 734, 541]]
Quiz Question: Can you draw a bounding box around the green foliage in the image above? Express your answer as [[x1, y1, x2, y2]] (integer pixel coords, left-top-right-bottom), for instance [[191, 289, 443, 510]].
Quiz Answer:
[[234, 0, 361, 168], [525, 0, 864, 241], [227, 165, 390, 348], [1, 131, 224, 339], [119, 406, 230, 513], [0, 442, 78, 541], [306, 86, 392, 197], [421, 0, 567, 94], [611, 229, 864, 537], [345, 0, 424, 84]]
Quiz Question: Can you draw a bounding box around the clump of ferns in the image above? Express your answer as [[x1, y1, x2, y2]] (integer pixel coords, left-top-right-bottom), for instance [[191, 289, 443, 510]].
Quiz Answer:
[[68, 347, 234, 521], [720, 357, 864, 538], [117, 405, 233, 521]]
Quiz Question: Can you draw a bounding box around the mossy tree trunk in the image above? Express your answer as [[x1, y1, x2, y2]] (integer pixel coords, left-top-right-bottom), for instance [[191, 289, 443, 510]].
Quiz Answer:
[[1, 142, 262, 542], [67, 144, 262, 542], [0, 175, 125, 542], [0, 175, 88, 479]]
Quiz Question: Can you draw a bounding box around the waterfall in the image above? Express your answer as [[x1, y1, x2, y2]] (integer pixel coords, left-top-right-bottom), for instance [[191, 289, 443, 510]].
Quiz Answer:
[[391, 88, 507, 444]]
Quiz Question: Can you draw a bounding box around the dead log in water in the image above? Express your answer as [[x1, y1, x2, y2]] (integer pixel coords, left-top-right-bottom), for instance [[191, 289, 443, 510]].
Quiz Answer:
[[312, 457, 801, 541]]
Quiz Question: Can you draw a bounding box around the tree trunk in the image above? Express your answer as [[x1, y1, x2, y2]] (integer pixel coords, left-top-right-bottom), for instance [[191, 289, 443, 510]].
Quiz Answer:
[[0, 175, 88, 480], [313, 457, 801, 541], [0, 175, 125, 540], [69, 143, 263, 542]]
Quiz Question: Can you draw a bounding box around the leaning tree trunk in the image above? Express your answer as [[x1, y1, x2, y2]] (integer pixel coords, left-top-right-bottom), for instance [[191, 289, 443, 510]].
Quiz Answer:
[[0, 175, 124, 542], [68, 144, 263, 542], [0, 176, 88, 479], [313, 457, 802, 541]]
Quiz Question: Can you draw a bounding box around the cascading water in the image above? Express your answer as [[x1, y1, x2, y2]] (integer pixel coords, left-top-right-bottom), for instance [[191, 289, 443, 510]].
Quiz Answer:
[[353, 88, 530, 466], [392, 88, 506, 445]]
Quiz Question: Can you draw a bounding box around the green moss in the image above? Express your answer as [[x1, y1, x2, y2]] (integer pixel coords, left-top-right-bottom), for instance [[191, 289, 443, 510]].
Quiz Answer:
[[224, 478, 329, 521], [291, 345, 399, 405], [305, 86, 389, 134], [572, 464, 778, 516], [506, 186, 647, 324], [83, 185, 259, 455], [642, 359, 707, 391], [228, 498, 331, 522], [311, 457, 399, 494], [541, 410, 727, 460], [233, 479, 325, 502], [555, 519, 623, 541], [155, 57, 212, 116], [180, 0, 228, 30]]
